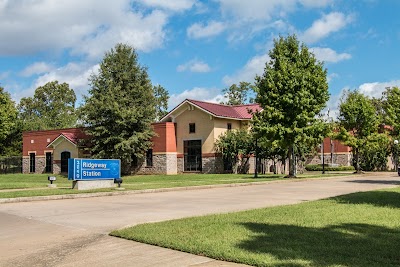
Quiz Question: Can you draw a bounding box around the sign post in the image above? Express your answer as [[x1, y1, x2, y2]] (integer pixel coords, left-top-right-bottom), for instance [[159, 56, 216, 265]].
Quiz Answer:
[[68, 159, 121, 190]]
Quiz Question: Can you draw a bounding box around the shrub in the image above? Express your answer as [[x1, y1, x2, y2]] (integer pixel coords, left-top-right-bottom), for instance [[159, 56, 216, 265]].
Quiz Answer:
[[305, 164, 355, 171]]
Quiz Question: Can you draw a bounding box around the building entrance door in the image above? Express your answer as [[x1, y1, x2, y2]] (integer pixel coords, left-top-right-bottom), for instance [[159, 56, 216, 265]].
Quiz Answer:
[[184, 140, 202, 172], [45, 152, 52, 173], [61, 151, 71, 173]]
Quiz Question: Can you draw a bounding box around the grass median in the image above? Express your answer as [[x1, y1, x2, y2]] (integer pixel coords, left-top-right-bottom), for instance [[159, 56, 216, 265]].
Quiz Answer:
[[111, 187, 400, 267], [0, 172, 353, 199]]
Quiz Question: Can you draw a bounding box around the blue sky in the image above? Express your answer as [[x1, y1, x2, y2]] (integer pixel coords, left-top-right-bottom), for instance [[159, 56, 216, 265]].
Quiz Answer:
[[1, 0, 400, 117]]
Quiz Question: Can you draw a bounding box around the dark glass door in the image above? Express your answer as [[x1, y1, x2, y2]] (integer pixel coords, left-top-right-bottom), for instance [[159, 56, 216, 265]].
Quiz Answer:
[[45, 152, 52, 173], [61, 151, 71, 173], [184, 140, 202, 171], [29, 153, 35, 173]]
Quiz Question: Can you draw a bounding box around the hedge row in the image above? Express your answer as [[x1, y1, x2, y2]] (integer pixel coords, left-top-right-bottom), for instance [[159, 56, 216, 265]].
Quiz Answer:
[[305, 164, 355, 171]]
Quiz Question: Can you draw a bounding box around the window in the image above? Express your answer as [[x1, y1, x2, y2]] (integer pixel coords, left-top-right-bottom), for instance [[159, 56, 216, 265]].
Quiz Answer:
[[29, 153, 35, 173], [227, 123, 232, 130], [146, 149, 153, 167], [189, 123, 196, 133]]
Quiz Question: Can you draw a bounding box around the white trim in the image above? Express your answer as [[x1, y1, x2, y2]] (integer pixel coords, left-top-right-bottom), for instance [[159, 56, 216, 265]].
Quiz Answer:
[[46, 134, 77, 149], [160, 99, 257, 122]]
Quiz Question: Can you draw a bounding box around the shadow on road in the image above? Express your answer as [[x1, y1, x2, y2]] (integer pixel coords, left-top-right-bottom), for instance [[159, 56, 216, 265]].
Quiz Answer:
[[346, 179, 400, 185]]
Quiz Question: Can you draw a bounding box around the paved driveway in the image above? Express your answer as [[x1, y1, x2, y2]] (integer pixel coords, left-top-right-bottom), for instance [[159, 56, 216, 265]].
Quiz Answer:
[[1, 173, 399, 266]]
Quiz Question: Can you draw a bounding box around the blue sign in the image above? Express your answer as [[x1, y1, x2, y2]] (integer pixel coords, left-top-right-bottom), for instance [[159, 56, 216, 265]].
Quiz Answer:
[[68, 159, 121, 180]]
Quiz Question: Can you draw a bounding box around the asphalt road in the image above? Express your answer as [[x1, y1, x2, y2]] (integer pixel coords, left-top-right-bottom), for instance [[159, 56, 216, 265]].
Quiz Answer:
[[1, 173, 399, 267]]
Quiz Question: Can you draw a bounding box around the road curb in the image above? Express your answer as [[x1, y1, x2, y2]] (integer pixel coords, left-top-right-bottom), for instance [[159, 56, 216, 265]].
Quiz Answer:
[[0, 174, 358, 204]]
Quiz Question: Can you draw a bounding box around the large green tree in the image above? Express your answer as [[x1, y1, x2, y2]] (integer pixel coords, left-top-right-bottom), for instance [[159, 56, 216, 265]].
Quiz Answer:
[[336, 90, 379, 172], [253, 35, 329, 177], [153, 84, 169, 121], [382, 86, 400, 135], [80, 43, 156, 173], [381, 86, 400, 169], [18, 81, 77, 131], [0, 87, 18, 156], [221, 82, 255, 105]]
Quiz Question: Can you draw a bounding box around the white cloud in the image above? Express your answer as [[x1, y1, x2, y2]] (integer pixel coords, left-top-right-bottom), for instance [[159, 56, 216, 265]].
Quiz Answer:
[[168, 87, 225, 109], [0, 71, 10, 80], [20, 62, 55, 77], [177, 59, 211, 73], [32, 63, 99, 101], [223, 53, 269, 85], [138, 0, 196, 11], [299, 0, 333, 8], [322, 90, 343, 120], [310, 47, 352, 63], [358, 80, 400, 99], [216, 0, 331, 22], [302, 12, 353, 43], [187, 21, 226, 39], [327, 73, 339, 83], [0, 0, 168, 58], [217, 0, 297, 21]]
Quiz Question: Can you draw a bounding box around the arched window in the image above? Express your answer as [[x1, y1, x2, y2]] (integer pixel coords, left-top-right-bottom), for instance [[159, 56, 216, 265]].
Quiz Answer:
[[61, 151, 71, 173]]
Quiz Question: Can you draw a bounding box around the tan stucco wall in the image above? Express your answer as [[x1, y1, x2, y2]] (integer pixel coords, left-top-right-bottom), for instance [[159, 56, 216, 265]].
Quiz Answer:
[[175, 106, 251, 155], [175, 107, 215, 154], [53, 141, 79, 160], [213, 118, 242, 142]]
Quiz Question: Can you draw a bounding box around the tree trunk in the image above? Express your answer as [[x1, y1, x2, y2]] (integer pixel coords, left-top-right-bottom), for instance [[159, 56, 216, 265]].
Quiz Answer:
[[355, 147, 362, 173], [287, 145, 297, 178]]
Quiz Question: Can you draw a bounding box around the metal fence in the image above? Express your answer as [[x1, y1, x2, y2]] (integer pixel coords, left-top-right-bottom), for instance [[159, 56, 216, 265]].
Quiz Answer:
[[0, 156, 22, 174]]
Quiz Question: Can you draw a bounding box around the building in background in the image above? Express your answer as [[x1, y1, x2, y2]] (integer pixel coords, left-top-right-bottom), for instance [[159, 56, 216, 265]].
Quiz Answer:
[[22, 99, 353, 175]]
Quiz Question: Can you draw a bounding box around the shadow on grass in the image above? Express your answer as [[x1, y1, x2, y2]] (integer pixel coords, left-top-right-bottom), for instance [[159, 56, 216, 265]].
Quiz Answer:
[[346, 179, 400, 185], [333, 191, 400, 208], [238, 222, 400, 267]]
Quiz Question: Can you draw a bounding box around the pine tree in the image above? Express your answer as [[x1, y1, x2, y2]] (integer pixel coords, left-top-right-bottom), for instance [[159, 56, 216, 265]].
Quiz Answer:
[[80, 44, 156, 173]]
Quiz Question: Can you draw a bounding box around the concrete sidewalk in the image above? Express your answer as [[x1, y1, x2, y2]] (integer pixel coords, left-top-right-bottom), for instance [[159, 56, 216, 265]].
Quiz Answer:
[[1, 172, 399, 266]]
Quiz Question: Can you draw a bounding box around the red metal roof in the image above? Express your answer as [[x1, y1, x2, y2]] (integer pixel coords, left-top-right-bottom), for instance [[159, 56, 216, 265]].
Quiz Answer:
[[60, 132, 79, 144], [187, 99, 261, 119]]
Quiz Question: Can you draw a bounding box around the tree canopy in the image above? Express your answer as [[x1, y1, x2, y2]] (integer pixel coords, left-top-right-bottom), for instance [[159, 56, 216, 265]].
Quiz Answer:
[[153, 84, 169, 121], [80, 43, 156, 173], [253, 34, 329, 177], [336, 90, 379, 172], [382, 86, 400, 136], [221, 82, 255, 105], [18, 81, 77, 131], [0, 87, 18, 156], [215, 128, 254, 173]]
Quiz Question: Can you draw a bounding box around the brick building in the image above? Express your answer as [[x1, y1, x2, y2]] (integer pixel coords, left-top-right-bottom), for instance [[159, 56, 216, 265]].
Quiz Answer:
[[22, 99, 354, 175]]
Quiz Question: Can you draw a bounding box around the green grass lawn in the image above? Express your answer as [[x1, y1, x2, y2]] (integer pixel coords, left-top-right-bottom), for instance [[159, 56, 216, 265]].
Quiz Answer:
[[111, 187, 400, 267], [0, 172, 353, 199]]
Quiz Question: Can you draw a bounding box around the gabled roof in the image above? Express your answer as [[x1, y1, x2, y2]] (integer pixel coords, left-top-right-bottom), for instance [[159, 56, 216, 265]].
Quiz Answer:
[[160, 99, 261, 121], [46, 132, 80, 148]]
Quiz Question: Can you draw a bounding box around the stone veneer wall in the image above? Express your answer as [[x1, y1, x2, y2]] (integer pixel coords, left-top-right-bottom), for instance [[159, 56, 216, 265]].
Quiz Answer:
[[306, 153, 352, 166], [202, 156, 224, 174], [22, 157, 29, 174], [137, 154, 177, 175], [177, 157, 184, 173], [22, 156, 46, 174], [53, 161, 61, 174]]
